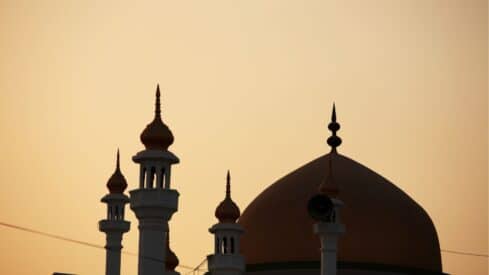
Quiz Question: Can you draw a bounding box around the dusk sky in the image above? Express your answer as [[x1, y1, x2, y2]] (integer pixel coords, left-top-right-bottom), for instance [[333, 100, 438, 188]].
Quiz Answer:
[[0, 1, 487, 275]]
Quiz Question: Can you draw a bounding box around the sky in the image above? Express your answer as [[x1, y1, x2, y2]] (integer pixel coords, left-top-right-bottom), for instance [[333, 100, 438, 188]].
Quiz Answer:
[[0, 1, 487, 275]]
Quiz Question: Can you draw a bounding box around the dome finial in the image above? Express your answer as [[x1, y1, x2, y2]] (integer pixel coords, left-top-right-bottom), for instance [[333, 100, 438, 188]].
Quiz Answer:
[[226, 170, 231, 198], [155, 84, 161, 117], [116, 148, 120, 170], [327, 103, 342, 153]]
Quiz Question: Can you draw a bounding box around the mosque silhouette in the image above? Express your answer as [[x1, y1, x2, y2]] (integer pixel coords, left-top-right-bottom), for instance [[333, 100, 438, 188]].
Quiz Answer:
[[90, 85, 447, 275]]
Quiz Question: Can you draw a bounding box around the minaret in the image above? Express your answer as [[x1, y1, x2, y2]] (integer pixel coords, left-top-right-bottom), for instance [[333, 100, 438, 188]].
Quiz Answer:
[[99, 150, 131, 275], [207, 171, 245, 275], [307, 104, 345, 275], [130, 85, 180, 275]]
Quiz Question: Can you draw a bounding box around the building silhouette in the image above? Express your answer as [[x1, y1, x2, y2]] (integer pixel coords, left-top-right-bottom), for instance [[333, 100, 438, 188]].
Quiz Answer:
[[98, 85, 446, 275]]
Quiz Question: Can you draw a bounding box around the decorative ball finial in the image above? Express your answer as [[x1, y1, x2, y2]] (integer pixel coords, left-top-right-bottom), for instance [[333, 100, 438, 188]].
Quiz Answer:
[[327, 103, 342, 153], [140, 84, 175, 150], [215, 170, 241, 223], [107, 149, 128, 193]]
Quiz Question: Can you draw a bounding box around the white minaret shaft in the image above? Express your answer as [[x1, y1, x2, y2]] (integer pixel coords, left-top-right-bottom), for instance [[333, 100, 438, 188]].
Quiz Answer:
[[314, 199, 345, 275], [104, 232, 124, 275], [130, 86, 180, 275], [99, 150, 130, 275], [207, 171, 245, 275]]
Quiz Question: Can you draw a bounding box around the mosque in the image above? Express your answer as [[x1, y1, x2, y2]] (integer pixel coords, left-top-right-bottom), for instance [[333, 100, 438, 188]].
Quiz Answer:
[[98, 86, 447, 275]]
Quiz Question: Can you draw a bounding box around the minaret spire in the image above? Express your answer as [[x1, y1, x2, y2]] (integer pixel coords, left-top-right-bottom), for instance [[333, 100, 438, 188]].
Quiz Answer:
[[155, 84, 161, 118], [226, 170, 231, 198], [116, 148, 120, 170], [327, 103, 342, 153]]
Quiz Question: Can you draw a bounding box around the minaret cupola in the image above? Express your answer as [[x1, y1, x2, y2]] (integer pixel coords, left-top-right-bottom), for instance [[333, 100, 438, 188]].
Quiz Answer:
[[215, 171, 240, 223], [107, 149, 128, 194], [140, 84, 174, 150]]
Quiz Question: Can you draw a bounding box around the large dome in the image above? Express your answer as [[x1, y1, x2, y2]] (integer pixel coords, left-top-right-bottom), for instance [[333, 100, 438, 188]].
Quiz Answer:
[[238, 153, 443, 274]]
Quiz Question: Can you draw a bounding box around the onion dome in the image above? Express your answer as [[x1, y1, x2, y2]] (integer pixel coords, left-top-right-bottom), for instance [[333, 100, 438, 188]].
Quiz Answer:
[[238, 105, 443, 274], [140, 85, 174, 150], [106, 149, 128, 193], [165, 231, 179, 271], [215, 171, 241, 223]]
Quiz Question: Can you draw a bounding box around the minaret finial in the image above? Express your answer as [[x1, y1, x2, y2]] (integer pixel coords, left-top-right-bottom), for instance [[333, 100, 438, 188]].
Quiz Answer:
[[226, 170, 231, 198], [116, 148, 120, 170], [327, 103, 342, 153], [332, 103, 337, 122], [155, 84, 161, 117]]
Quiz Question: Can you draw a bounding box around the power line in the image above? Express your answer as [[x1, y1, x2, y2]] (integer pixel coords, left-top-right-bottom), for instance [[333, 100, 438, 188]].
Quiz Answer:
[[0, 221, 195, 270], [441, 249, 488, 258], [183, 258, 207, 275], [0, 220, 487, 275]]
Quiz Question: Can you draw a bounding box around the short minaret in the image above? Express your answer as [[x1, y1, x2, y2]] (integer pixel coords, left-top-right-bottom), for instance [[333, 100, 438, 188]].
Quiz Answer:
[[130, 85, 180, 275], [207, 171, 245, 275], [99, 150, 131, 275], [307, 104, 345, 275]]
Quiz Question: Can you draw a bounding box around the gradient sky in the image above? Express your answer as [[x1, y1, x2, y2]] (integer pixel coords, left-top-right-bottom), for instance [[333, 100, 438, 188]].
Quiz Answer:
[[0, 1, 487, 275]]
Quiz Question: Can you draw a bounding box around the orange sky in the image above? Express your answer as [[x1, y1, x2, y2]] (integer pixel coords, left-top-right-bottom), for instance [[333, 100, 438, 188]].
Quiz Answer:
[[0, 1, 487, 274]]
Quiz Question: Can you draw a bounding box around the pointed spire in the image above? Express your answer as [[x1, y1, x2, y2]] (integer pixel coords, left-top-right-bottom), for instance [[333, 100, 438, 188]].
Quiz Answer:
[[332, 103, 337, 122], [226, 170, 231, 198], [155, 84, 161, 118], [116, 148, 120, 170], [327, 103, 342, 153]]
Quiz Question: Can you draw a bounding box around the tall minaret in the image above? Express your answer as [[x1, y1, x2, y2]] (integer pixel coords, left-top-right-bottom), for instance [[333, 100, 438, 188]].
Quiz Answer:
[[130, 85, 180, 275], [207, 171, 245, 275], [99, 150, 131, 275], [307, 104, 345, 275]]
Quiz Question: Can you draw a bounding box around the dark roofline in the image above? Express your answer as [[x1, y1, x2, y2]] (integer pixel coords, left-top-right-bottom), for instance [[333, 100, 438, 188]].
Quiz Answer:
[[246, 261, 448, 275]]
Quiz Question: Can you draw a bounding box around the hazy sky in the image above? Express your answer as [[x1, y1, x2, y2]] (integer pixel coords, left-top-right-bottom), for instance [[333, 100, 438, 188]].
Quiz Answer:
[[0, 1, 487, 275]]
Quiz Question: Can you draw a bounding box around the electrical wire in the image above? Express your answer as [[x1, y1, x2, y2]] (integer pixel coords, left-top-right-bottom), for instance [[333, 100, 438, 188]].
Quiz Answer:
[[0, 221, 195, 270], [0, 220, 487, 275]]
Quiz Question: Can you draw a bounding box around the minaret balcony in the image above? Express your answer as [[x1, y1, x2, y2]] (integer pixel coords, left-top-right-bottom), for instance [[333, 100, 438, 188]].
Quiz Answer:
[[129, 188, 179, 220], [207, 254, 245, 271], [99, 220, 130, 233]]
